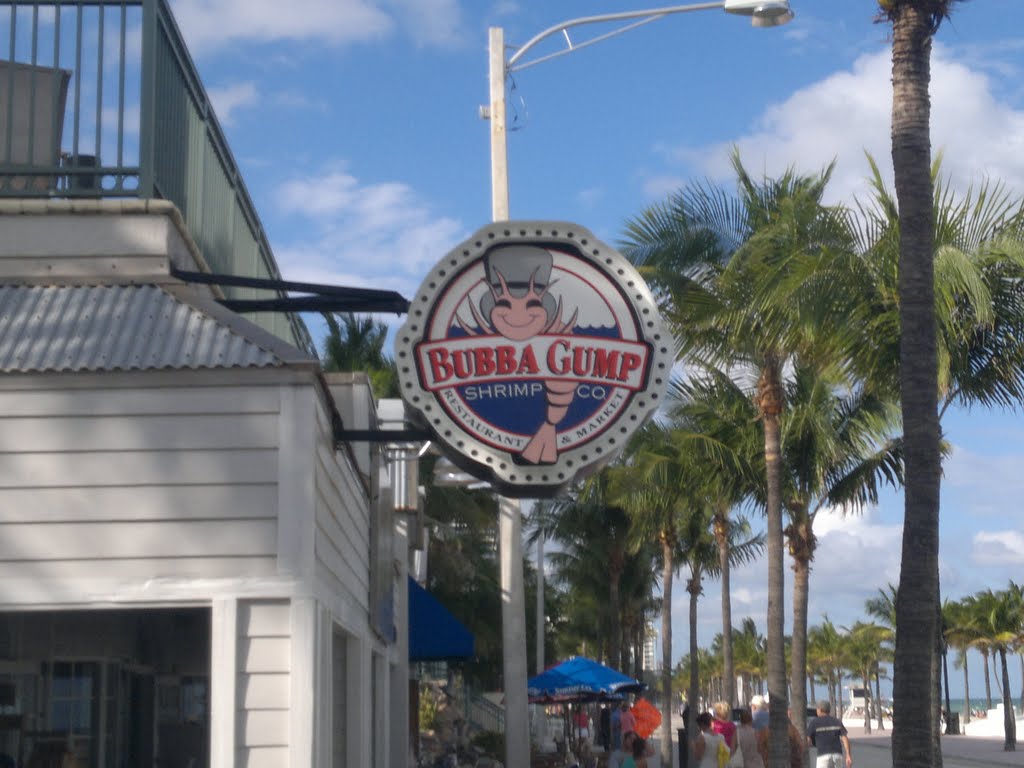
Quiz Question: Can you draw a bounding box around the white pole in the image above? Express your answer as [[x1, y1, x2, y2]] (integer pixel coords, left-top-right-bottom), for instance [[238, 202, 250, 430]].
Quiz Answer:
[[489, 26, 510, 221], [537, 533, 545, 675], [499, 495, 529, 768], [490, 27, 528, 767]]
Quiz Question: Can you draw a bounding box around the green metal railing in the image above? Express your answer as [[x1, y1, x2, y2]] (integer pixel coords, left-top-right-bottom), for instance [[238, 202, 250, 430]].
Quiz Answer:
[[0, 0, 312, 353]]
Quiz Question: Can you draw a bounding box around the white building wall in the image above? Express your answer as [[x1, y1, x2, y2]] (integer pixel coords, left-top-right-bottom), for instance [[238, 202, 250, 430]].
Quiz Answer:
[[0, 206, 411, 768], [0, 374, 286, 603], [238, 599, 292, 768]]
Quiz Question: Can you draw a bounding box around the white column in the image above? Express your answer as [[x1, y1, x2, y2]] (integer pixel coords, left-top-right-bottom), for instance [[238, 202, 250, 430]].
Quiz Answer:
[[500, 495, 529, 768], [290, 596, 317, 768], [210, 598, 238, 768]]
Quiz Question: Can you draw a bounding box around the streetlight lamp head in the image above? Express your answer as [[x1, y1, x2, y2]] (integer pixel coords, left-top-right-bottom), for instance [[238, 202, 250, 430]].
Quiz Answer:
[[723, 0, 795, 26]]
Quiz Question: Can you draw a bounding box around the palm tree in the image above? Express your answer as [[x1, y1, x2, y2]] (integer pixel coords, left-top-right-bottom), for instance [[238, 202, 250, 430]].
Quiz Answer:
[[943, 596, 981, 728], [843, 621, 890, 734], [731, 617, 768, 703], [677, 502, 763, 764], [670, 368, 763, 708], [846, 154, 1024, 762], [610, 424, 698, 765], [807, 618, 846, 714], [321, 312, 399, 397], [781, 364, 902, 742], [530, 472, 634, 664], [623, 154, 851, 768], [865, 584, 898, 731], [967, 588, 1021, 750], [874, 2, 968, 763]]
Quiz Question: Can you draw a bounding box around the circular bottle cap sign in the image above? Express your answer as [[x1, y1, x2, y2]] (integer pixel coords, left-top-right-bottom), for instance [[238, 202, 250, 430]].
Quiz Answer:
[[396, 221, 672, 497]]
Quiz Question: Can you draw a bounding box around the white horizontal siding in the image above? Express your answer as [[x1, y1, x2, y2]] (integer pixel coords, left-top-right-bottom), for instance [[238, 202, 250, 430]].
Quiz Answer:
[[237, 599, 290, 766], [0, 381, 282, 590], [0, 449, 278, 487], [0, 484, 276, 522], [313, 399, 370, 612]]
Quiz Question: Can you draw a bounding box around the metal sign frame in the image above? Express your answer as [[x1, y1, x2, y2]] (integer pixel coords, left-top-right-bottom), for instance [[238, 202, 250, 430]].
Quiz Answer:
[[396, 221, 672, 497]]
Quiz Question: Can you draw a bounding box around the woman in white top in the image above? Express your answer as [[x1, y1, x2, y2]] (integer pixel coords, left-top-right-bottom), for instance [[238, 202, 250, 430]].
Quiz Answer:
[[693, 711, 727, 768]]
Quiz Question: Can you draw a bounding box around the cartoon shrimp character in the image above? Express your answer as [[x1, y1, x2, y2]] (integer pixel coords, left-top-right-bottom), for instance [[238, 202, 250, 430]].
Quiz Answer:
[[457, 244, 578, 465]]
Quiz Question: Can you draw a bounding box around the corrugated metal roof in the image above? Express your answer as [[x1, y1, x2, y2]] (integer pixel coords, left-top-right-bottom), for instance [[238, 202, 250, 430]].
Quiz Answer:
[[0, 284, 288, 372]]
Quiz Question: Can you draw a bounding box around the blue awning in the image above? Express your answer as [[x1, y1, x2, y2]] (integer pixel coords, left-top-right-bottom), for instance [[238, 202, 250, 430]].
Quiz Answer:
[[408, 576, 475, 661]]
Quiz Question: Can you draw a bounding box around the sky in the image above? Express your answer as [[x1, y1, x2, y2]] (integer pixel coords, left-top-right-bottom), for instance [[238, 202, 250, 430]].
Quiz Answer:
[[169, 0, 1024, 701]]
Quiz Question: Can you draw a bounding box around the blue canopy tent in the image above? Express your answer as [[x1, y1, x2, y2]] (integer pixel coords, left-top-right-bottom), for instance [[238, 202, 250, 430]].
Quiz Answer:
[[407, 576, 475, 661], [527, 656, 643, 703]]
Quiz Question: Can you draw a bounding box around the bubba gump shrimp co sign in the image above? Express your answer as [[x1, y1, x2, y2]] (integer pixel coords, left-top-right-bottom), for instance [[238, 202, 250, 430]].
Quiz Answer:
[[396, 222, 672, 497]]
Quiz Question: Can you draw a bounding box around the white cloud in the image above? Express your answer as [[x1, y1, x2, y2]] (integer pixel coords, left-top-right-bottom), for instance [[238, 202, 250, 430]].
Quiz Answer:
[[274, 166, 466, 299], [971, 531, 1024, 566], [667, 505, 905, 658], [171, 0, 394, 51], [654, 45, 1024, 207], [207, 81, 258, 126], [386, 0, 463, 48], [169, 0, 465, 52]]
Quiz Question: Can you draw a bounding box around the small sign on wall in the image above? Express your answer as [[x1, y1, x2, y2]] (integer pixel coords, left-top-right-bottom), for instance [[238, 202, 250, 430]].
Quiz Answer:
[[396, 222, 672, 497]]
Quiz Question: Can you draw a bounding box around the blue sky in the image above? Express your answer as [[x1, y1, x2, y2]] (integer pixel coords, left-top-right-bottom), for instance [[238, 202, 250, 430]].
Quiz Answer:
[[173, 0, 1024, 699]]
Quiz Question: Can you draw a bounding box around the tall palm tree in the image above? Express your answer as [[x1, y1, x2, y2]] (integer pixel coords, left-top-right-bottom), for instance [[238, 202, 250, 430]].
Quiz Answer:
[[677, 502, 763, 765], [781, 364, 902, 742], [807, 618, 846, 714], [623, 154, 851, 768], [875, 3, 967, 763], [967, 588, 1021, 750], [843, 621, 890, 734], [865, 584, 899, 731], [670, 368, 763, 708], [943, 596, 981, 728], [530, 472, 633, 664], [610, 424, 697, 765]]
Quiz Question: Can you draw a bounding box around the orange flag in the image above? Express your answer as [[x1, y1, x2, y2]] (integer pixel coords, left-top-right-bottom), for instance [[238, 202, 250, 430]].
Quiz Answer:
[[631, 698, 662, 739]]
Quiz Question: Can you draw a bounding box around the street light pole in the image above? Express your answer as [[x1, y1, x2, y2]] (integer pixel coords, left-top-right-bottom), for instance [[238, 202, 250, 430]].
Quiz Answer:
[[482, 4, 793, 766]]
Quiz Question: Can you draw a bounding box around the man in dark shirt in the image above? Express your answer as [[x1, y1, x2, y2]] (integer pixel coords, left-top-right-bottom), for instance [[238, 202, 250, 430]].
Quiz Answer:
[[806, 700, 852, 768]]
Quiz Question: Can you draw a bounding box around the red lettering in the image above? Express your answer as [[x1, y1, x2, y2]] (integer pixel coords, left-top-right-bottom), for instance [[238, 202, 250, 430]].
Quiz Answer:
[[617, 353, 642, 382], [453, 350, 472, 379], [518, 344, 540, 375], [572, 346, 592, 377], [474, 347, 496, 376], [428, 349, 453, 383], [592, 349, 620, 380], [496, 346, 517, 375], [547, 338, 571, 375]]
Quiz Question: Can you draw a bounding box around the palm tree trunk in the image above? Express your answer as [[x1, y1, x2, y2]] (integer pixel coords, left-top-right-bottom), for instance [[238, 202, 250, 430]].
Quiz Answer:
[[790, 550, 811, 746], [716, 508, 736, 706], [889, 5, 943, 768], [943, 641, 953, 734], [1019, 653, 1023, 719], [963, 654, 972, 725], [759, 360, 788, 768], [688, 571, 703, 768], [862, 672, 872, 734], [1000, 649, 1017, 751], [874, 666, 886, 731], [660, 533, 675, 767], [609, 552, 623, 670], [984, 651, 993, 710]]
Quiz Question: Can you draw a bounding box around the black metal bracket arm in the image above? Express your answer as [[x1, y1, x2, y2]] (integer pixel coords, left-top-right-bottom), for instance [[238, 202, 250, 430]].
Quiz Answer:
[[335, 427, 433, 444], [171, 267, 411, 315]]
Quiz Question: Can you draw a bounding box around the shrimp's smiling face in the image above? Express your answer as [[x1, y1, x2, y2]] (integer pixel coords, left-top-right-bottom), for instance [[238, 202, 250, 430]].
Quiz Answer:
[[487, 270, 551, 341]]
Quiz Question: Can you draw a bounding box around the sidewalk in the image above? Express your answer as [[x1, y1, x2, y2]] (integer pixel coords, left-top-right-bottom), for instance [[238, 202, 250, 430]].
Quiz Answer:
[[846, 726, 1024, 768]]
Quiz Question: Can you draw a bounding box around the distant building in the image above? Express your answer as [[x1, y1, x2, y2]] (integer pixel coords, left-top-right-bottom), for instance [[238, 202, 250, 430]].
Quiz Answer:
[[643, 621, 659, 672]]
